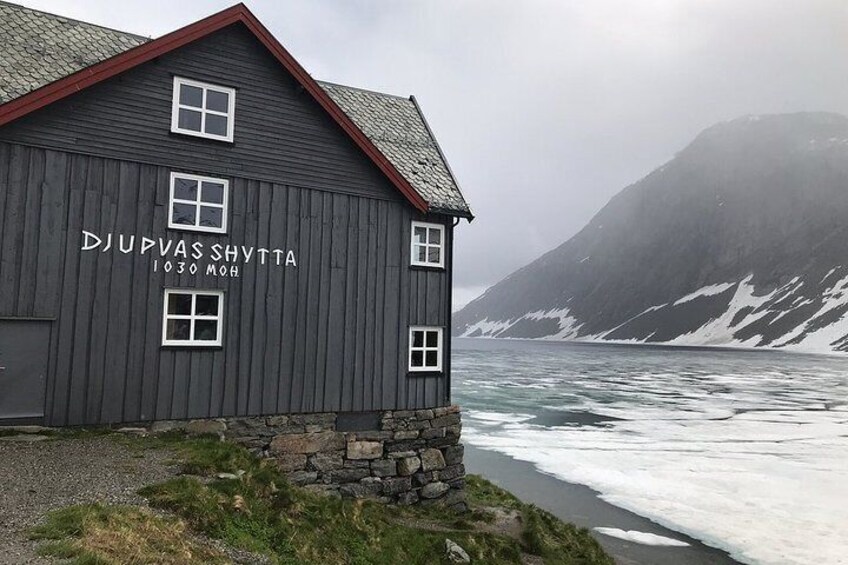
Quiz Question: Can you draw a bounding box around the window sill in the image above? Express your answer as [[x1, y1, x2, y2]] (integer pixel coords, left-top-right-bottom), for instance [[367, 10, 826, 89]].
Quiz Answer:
[[160, 345, 224, 351], [409, 264, 446, 272], [167, 130, 236, 146], [407, 371, 444, 378], [166, 225, 228, 236]]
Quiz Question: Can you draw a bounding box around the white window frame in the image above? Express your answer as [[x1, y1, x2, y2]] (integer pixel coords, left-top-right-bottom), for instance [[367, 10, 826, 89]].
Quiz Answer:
[[408, 326, 444, 373], [168, 172, 229, 234], [170, 76, 236, 142], [410, 221, 445, 268], [161, 289, 225, 347]]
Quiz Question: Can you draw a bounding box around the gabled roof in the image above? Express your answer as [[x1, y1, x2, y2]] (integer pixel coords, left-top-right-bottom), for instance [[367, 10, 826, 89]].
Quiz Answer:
[[319, 82, 471, 217], [0, 1, 472, 219]]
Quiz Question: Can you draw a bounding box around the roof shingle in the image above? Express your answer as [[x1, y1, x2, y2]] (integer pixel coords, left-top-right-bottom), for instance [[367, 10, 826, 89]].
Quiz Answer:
[[319, 82, 471, 217], [0, 1, 148, 104], [0, 1, 472, 218]]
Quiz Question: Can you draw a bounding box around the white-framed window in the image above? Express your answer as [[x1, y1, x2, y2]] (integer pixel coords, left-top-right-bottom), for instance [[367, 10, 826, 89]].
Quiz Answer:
[[171, 76, 236, 142], [162, 289, 224, 347], [408, 326, 443, 372], [410, 221, 445, 268], [168, 172, 229, 233]]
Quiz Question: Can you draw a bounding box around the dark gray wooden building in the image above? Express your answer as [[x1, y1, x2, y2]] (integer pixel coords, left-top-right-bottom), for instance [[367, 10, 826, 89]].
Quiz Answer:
[[0, 2, 472, 426]]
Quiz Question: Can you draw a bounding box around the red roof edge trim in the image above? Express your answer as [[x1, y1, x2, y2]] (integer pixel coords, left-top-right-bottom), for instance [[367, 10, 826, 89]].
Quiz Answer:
[[0, 3, 429, 213]]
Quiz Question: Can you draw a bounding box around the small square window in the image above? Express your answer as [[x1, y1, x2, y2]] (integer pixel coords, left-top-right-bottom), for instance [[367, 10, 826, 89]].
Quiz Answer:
[[162, 289, 224, 347], [171, 77, 236, 142], [168, 172, 229, 234], [410, 221, 445, 268], [409, 326, 443, 372]]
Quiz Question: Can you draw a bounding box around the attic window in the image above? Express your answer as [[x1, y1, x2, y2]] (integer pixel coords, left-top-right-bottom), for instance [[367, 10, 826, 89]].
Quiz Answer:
[[408, 327, 443, 372], [410, 221, 445, 268], [171, 77, 236, 142]]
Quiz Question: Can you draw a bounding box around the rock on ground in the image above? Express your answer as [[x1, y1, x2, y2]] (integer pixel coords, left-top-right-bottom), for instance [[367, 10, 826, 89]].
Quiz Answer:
[[445, 538, 471, 563]]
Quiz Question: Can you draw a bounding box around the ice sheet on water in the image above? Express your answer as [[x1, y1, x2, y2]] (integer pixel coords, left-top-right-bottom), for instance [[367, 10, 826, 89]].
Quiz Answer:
[[453, 340, 848, 565], [465, 410, 534, 425], [592, 527, 690, 547]]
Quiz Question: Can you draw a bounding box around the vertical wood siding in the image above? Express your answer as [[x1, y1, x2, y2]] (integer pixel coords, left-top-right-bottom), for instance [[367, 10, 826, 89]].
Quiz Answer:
[[0, 143, 451, 425]]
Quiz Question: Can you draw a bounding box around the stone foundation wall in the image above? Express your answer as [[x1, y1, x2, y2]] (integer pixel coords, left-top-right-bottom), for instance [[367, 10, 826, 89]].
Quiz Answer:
[[172, 405, 466, 509]]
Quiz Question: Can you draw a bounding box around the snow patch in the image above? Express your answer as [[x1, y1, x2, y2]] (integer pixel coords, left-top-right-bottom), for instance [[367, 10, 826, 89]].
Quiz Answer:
[[593, 527, 690, 547], [672, 282, 736, 306]]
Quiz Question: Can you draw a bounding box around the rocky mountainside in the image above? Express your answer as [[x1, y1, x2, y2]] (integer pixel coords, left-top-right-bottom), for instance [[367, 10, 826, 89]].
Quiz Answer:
[[454, 112, 848, 352]]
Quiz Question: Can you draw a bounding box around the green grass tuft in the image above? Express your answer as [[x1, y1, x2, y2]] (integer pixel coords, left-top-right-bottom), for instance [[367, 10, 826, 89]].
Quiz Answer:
[[30, 503, 227, 565]]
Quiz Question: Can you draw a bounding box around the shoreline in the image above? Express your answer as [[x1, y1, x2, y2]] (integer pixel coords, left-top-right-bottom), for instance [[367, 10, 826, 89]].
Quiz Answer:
[[464, 444, 742, 565], [454, 334, 847, 358]]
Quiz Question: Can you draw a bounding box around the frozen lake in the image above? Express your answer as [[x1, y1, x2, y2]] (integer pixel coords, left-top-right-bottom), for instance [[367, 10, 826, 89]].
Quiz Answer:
[[452, 338, 848, 565]]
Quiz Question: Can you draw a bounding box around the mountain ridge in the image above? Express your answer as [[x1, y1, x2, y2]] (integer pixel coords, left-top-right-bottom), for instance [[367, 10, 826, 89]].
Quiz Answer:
[[453, 112, 848, 352]]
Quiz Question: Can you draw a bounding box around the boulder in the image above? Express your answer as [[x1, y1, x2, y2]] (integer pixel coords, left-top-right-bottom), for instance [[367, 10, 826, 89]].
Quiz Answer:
[[308, 452, 344, 472], [347, 440, 383, 460], [443, 445, 464, 466], [370, 459, 397, 477], [421, 481, 450, 499], [269, 431, 344, 454], [397, 456, 421, 476], [185, 419, 227, 436], [445, 539, 470, 563], [420, 448, 446, 472], [286, 470, 319, 486], [340, 480, 383, 499], [275, 453, 307, 472], [326, 467, 370, 484], [382, 476, 412, 496]]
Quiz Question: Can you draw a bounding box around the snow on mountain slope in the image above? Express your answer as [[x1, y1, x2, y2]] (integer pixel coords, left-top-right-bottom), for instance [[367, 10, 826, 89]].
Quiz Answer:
[[454, 113, 848, 353]]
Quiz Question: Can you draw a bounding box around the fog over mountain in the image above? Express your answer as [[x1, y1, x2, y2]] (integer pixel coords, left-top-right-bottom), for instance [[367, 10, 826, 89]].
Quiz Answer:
[[454, 112, 848, 352]]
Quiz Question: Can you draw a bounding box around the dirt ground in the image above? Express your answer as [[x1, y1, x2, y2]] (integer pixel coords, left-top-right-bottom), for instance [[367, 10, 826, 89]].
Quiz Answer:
[[0, 433, 178, 565]]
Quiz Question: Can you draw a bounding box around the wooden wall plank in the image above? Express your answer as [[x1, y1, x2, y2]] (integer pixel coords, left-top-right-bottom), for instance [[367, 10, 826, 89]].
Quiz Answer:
[[0, 145, 28, 315]]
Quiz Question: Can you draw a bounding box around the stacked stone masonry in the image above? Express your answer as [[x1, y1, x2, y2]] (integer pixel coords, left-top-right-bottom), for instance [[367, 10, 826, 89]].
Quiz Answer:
[[168, 405, 466, 509]]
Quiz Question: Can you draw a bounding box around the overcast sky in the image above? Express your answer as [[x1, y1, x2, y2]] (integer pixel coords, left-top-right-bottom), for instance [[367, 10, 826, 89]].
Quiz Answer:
[[19, 0, 848, 308]]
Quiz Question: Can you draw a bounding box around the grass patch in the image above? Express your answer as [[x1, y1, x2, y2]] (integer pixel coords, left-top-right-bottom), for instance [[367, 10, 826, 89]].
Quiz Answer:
[[26, 432, 612, 564], [134, 438, 612, 564], [465, 474, 523, 509], [30, 504, 227, 565]]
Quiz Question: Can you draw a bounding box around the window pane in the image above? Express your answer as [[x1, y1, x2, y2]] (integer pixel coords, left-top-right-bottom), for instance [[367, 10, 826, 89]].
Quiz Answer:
[[166, 318, 191, 340], [429, 228, 441, 245], [199, 206, 223, 228], [205, 114, 228, 137], [195, 294, 219, 316], [179, 84, 203, 108], [194, 320, 218, 341], [426, 331, 439, 348], [167, 293, 192, 315], [412, 330, 424, 348], [425, 350, 439, 367], [201, 182, 225, 204], [411, 350, 423, 367], [173, 177, 198, 201], [427, 247, 441, 264], [172, 203, 196, 226], [178, 108, 202, 131], [417, 246, 427, 263], [206, 90, 229, 113], [413, 226, 427, 244]]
